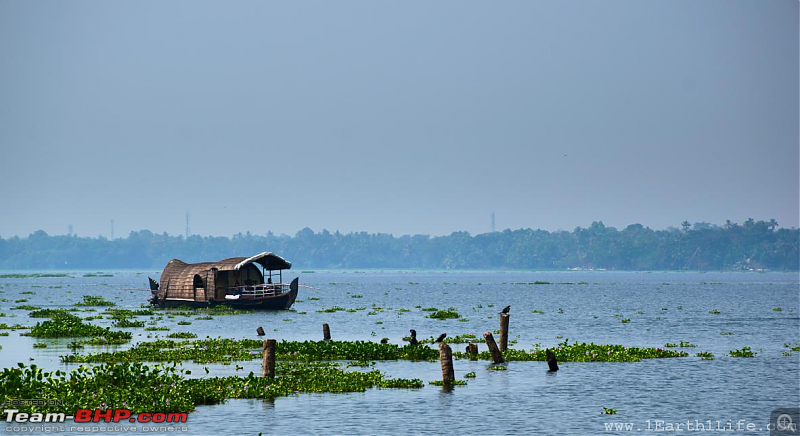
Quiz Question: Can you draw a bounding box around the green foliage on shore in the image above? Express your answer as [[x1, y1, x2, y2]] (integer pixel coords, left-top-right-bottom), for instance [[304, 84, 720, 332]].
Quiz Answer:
[[2, 219, 796, 270]]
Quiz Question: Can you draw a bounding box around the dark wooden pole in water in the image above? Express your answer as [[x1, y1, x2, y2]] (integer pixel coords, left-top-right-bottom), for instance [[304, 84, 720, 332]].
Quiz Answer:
[[546, 348, 559, 371], [262, 339, 276, 378], [467, 342, 478, 355], [499, 314, 510, 352], [322, 323, 331, 341], [483, 332, 504, 364], [256, 326, 265, 336], [439, 342, 455, 382]]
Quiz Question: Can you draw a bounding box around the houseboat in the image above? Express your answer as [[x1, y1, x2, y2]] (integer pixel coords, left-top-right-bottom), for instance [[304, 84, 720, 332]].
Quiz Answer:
[[148, 252, 298, 310]]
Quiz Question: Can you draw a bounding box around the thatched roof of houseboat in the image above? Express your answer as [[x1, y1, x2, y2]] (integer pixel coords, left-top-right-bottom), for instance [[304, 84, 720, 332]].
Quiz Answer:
[[156, 252, 291, 302]]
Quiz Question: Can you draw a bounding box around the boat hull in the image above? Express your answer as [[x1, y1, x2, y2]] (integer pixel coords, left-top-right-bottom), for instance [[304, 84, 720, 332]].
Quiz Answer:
[[155, 278, 299, 310]]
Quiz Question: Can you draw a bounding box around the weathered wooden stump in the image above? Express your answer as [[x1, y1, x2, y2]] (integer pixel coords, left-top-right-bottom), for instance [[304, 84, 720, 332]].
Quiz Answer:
[[467, 342, 478, 355], [546, 348, 559, 371], [499, 314, 510, 352], [322, 323, 331, 341], [256, 326, 265, 336], [483, 332, 504, 364], [439, 342, 455, 382], [262, 339, 276, 378]]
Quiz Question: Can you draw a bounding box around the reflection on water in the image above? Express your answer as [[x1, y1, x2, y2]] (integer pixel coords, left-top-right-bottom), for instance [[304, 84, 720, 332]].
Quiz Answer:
[[0, 270, 797, 435]]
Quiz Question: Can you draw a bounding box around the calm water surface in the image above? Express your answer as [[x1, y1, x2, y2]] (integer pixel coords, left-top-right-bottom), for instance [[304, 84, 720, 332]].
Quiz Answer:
[[0, 270, 797, 435]]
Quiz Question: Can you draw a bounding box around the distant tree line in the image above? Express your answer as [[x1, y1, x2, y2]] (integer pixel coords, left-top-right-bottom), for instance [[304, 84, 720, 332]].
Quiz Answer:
[[0, 219, 797, 271]]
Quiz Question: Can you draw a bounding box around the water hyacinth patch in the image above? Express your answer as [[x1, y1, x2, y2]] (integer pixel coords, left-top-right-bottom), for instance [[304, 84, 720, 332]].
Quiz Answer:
[[0, 324, 31, 330], [112, 318, 145, 328], [75, 296, 116, 307], [167, 332, 198, 339], [453, 342, 687, 362], [0, 362, 422, 417], [62, 339, 441, 364], [27, 313, 131, 340], [426, 308, 461, 320], [696, 352, 714, 360], [429, 380, 467, 386], [729, 347, 755, 358]]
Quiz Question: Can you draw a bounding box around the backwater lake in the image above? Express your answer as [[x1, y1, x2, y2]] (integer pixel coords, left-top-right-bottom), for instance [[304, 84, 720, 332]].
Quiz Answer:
[[0, 270, 798, 435]]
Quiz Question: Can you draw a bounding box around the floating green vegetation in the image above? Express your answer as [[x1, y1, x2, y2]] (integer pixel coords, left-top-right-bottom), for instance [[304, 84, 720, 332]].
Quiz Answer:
[[29, 308, 72, 318], [167, 332, 197, 339], [346, 307, 366, 313], [487, 365, 507, 371], [307, 297, 321, 301], [68, 336, 130, 347], [152, 306, 254, 316], [27, 313, 131, 340], [603, 407, 618, 415], [19, 291, 34, 295], [102, 309, 154, 317], [317, 307, 346, 313], [620, 318, 631, 323], [0, 362, 423, 416], [83, 273, 114, 277], [531, 310, 545, 314], [112, 318, 145, 328], [14, 299, 28, 303], [453, 341, 687, 362], [417, 333, 483, 344], [195, 316, 213, 320], [0, 323, 30, 330], [75, 296, 115, 307], [350, 294, 363, 298], [786, 343, 800, 351], [708, 309, 721, 315], [696, 352, 714, 360], [177, 321, 192, 326], [426, 308, 461, 320], [32, 343, 47, 348], [772, 307, 782, 312], [0, 273, 70, 278], [144, 326, 170, 331], [464, 371, 476, 378], [429, 380, 467, 386], [419, 307, 437, 312], [11, 305, 41, 311], [62, 339, 440, 364], [665, 341, 696, 348], [719, 331, 734, 336], [729, 347, 755, 358]]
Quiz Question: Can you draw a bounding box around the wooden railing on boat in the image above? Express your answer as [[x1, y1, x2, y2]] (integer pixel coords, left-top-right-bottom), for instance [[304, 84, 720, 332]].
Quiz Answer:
[[225, 283, 289, 298]]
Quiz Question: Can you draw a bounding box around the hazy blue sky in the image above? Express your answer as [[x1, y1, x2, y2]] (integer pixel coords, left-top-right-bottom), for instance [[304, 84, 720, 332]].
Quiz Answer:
[[1, 1, 797, 238]]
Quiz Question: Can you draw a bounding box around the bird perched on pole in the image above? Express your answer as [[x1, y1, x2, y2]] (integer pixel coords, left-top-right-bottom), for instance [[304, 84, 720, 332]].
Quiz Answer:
[[434, 333, 447, 343], [500, 305, 510, 315]]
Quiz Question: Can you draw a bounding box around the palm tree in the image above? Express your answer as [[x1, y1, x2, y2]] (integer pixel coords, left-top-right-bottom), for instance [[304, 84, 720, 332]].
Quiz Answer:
[[768, 219, 778, 231]]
